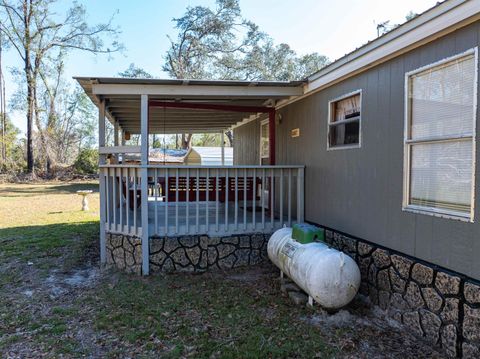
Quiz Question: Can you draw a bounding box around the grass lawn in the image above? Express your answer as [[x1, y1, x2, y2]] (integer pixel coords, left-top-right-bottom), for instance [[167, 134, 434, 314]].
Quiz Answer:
[[0, 181, 445, 358], [0, 182, 99, 268]]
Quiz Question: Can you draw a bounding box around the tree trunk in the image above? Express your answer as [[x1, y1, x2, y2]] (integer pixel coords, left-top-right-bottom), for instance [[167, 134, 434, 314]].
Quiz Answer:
[[181, 133, 192, 149], [24, 1, 34, 174], [225, 130, 233, 147], [45, 94, 58, 175], [33, 84, 49, 174], [0, 35, 5, 163], [26, 72, 34, 174]]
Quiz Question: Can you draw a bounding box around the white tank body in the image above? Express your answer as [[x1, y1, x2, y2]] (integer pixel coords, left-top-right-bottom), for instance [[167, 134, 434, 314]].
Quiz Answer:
[[268, 227, 361, 309]]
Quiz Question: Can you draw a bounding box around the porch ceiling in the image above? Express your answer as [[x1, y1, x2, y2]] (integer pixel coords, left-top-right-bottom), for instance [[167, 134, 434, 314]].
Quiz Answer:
[[75, 77, 304, 134]]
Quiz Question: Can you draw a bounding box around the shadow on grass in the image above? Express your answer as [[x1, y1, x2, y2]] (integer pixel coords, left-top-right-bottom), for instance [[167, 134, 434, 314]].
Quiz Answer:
[[0, 221, 99, 269], [0, 182, 99, 197]]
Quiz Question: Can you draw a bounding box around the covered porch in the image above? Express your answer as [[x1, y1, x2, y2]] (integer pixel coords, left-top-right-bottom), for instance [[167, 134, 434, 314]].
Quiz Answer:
[[76, 77, 305, 274]]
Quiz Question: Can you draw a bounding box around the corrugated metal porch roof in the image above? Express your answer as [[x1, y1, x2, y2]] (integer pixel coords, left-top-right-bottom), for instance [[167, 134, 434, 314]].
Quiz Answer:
[[75, 77, 304, 134]]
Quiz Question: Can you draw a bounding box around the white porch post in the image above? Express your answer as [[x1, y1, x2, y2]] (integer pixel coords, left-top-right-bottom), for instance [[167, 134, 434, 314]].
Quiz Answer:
[[297, 167, 305, 223], [140, 94, 150, 275], [121, 130, 126, 146], [119, 128, 125, 163], [114, 121, 119, 146], [98, 100, 107, 264], [221, 131, 225, 165]]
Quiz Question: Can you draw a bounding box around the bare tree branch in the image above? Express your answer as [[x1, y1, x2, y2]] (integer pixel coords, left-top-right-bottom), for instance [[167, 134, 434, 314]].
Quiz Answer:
[[0, 0, 122, 173]]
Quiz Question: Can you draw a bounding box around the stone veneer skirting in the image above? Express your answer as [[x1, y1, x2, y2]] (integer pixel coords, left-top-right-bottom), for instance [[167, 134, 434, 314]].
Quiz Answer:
[[105, 229, 480, 358], [105, 232, 270, 276], [105, 233, 142, 274], [323, 228, 480, 358]]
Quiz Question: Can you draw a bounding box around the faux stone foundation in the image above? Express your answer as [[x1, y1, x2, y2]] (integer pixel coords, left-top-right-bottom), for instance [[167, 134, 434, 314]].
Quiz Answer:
[[105, 233, 142, 275], [323, 229, 480, 358], [149, 233, 269, 273], [105, 228, 480, 358], [105, 232, 270, 276]]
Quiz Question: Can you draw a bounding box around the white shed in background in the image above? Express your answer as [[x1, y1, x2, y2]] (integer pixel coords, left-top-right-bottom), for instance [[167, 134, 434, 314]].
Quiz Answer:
[[185, 146, 233, 166]]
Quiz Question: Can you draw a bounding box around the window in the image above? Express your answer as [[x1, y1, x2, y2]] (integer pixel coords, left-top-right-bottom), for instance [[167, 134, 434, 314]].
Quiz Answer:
[[403, 49, 477, 221], [260, 119, 269, 160], [328, 91, 362, 149]]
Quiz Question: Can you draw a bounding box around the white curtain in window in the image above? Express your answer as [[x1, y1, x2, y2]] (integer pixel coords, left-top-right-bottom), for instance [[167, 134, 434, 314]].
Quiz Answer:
[[333, 94, 360, 122]]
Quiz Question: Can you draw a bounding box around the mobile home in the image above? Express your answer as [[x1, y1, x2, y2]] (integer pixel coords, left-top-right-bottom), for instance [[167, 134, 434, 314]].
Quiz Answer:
[[77, 1, 480, 356]]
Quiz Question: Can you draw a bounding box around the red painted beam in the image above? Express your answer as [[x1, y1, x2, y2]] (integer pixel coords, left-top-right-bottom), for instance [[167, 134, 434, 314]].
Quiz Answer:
[[269, 110, 276, 165], [148, 100, 275, 114]]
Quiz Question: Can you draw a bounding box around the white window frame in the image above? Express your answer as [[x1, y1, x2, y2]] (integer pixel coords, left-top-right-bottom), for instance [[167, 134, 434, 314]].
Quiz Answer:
[[327, 89, 362, 150], [402, 47, 478, 222]]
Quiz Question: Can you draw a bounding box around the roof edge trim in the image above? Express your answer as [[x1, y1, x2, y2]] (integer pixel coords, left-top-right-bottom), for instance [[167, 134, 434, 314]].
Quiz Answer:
[[274, 0, 480, 110]]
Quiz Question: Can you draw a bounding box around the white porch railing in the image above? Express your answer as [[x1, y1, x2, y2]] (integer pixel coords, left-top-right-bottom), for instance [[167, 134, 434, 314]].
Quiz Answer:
[[99, 164, 305, 237]]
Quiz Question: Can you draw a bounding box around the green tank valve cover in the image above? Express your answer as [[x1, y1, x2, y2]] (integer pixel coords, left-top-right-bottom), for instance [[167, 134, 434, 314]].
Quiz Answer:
[[291, 223, 325, 244]]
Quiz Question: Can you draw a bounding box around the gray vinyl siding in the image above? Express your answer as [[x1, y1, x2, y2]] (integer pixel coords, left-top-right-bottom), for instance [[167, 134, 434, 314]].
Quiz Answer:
[[233, 117, 261, 165], [237, 22, 480, 279]]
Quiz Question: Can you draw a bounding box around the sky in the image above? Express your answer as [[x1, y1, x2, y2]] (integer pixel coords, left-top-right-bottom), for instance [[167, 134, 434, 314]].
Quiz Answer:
[[2, 0, 439, 134]]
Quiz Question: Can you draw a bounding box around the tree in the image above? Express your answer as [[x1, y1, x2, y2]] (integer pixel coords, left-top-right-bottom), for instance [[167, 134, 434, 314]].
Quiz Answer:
[[0, 0, 122, 174], [36, 49, 64, 172], [36, 51, 97, 171], [118, 64, 156, 147], [0, 30, 7, 163], [296, 53, 330, 80], [118, 63, 152, 78], [163, 0, 329, 149], [405, 11, 417, 21], [36, 80, 98, 170], [163, 0, 262, 80], [74, 148, 98, 174], [231, 40, 329, 81], [8, 48, 98, 174], [0, 113, 24, 172], [164, 0, 328, 81], [191, 133, 225, 147]]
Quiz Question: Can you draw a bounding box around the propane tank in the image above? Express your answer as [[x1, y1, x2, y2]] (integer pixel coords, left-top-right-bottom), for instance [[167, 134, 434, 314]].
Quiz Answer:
[[268, 227, 361, 309]]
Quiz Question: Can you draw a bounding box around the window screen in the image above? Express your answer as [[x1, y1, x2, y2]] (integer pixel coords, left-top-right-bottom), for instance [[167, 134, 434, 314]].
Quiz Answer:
[[328, 92, 361, 148], [405, 52, 476, 219]]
